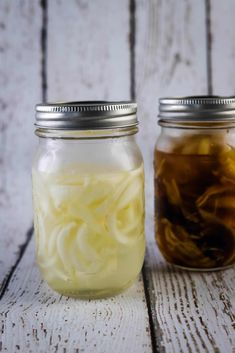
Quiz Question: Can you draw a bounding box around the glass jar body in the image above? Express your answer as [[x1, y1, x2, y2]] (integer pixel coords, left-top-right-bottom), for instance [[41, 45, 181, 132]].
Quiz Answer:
[[32, 130, 145, 298], [154, 125, 235, 270]]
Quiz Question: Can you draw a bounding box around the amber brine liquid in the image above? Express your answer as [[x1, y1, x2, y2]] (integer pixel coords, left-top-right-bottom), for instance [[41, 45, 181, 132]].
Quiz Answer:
[[154, 134, 235, 269]]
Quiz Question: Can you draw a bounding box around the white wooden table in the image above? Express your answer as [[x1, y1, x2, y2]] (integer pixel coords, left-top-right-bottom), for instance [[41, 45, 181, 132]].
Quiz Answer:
[[0, 1, 235, 352], [1, 222, 234, 352]]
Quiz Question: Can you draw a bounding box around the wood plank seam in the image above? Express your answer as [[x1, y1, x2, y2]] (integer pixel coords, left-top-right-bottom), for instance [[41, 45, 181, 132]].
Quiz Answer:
[[1, 0, 48, 301], [0, 225, 33, 300], [130, 1, 160, 350], [130, 0, 163, 350], [130, 0, 162, 350], [41, 0, 48, 102], [205, 0, 213, 95], [142, 261, 165, 353], [129, 0, 136, 100]]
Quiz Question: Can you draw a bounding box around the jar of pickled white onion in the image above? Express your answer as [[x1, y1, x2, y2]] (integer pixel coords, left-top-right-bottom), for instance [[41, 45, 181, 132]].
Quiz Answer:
[[32, 101, 145, 298], [155, 96, 235, 270]]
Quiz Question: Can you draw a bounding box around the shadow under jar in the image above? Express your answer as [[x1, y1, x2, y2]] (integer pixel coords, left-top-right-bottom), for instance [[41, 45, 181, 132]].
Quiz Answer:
[[154, 96, 235, 270], [32, 101, 145, 298]]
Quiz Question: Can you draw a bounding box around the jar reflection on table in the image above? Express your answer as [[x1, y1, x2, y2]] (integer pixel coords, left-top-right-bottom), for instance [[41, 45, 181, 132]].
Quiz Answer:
[[32, 102, 145, 298], [154, 97, 235, 270]]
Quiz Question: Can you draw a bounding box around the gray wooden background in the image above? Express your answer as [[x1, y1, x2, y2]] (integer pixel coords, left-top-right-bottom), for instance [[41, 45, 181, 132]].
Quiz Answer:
[[0, 1, 235, 352]]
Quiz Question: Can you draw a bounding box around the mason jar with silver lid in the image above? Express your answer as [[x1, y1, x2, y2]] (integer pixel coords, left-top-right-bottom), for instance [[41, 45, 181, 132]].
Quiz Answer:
[[32, 101, 145, 298], [154, 96, 235, 270]]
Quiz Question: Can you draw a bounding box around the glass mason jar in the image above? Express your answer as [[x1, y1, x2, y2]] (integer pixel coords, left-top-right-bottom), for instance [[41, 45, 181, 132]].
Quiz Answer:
[[154, 96, 235, 270], [32, 101, 145, 298]]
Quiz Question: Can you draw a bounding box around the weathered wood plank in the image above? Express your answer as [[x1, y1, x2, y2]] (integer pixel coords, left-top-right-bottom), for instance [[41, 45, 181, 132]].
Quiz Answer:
[[1, 2, 153, 352], [135, 0, 208, 229], [0, 1, 42, 290], [47, 0, 130, 101], [0, 240, 152, 353], [209, 0, 235, 95], [134, 0, 233, 351], [144, 244, 235, 353]]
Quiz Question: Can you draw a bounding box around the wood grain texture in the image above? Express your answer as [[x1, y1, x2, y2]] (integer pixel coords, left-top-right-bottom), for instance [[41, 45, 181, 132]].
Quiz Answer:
[[0, 1, 41, 290], [144, 243, 235, 353], [1, 1, 235, 353], [135, 0, 208, 233], [47, 0, 131, 101], [210, 0, 235, 95], [0, 240, 152, 353], [135, 1, 235, 351], [0, 2, 153, 353]]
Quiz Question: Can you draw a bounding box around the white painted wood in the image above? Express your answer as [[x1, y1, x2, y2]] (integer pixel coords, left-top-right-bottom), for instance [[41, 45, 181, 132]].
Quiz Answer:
[[135, 1, 235, 351], [0, 2, 153, 353], [0, 1, 41, 287], [145, 243, 235, 353], [1, 1, 235, 352], [0, 240, 152, 353], [135, 0, 208, 236], [47, 0, 130, 101], [210, 0, 235, 95]]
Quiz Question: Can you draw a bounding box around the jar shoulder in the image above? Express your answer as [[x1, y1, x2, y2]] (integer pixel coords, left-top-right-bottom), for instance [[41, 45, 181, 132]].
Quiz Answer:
[[155, 128, 235, 153], [33, 137, 143, 173]]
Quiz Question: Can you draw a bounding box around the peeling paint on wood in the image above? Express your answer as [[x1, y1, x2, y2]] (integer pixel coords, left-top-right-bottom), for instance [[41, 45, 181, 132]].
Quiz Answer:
[[129, 0, 136, 100], [135, 0, 208, 233], [144, 243, 235, 353], [0, 226, 33, 299], [205, 0, 213, 95], [210, 0, 235, 95], [0, 0, 41, 289], [47, 0, 131, 101], [1, 1, 235, 352], [40, 0, 48, 102], [0, 241, 152, 353]]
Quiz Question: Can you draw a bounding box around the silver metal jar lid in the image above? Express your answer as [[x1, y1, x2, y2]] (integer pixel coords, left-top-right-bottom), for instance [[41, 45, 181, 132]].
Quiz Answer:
[[158, 96, 235, 121], [35, 101, 138, 130]]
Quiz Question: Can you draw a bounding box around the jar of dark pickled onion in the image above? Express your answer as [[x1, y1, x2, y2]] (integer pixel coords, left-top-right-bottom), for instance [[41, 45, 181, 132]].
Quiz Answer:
[[154, 96, 235, 270]]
